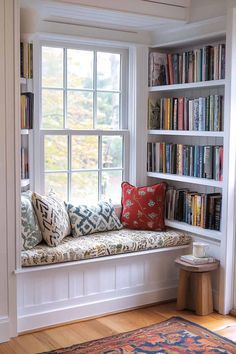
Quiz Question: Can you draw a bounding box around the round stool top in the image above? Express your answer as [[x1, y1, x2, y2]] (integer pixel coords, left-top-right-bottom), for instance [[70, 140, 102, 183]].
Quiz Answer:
[[175, 257, 220, 272]]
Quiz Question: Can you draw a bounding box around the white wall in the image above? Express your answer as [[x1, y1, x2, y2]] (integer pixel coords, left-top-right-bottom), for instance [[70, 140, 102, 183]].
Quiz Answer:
[[0, 0, 18, 343]]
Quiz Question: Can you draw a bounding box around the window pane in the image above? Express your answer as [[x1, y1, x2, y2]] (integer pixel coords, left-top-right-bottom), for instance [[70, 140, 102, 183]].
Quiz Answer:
[[45, 136, 67, 171], [42, 89, 64, 129], [42, 47, 63, 88], [45, 173, 68, 201], [97, 92, 120, 129], [102, 136, 123, 168], [67, 91, 93, 129], [67, 49, 93, 89], [97, 52, 120, 91], [72, 136, 98, 170], [101, 170, 122, 204], [71, 172, 98, 205]]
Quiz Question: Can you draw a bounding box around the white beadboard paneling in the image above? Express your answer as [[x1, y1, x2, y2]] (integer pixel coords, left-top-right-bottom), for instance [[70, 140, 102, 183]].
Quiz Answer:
[[69, 270, 84, 299], [116, 263, 131, 289], [130, 261, 145, 286], [84, 267, 100, 295], [99, 266, 116, 292], [23, 278, 35, 307], [17, 245, 191, 332]]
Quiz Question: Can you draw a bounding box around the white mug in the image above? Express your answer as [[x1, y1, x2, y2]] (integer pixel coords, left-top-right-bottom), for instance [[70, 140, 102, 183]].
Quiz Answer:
[[192, 242, 209, 258]]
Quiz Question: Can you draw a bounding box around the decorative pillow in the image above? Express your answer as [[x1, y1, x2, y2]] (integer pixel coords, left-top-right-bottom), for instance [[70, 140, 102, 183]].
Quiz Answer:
[[21, 191, 42, 250], [121, 182, 166, 231], [68, 201, 123, 237], [32, 192, 71, 247]]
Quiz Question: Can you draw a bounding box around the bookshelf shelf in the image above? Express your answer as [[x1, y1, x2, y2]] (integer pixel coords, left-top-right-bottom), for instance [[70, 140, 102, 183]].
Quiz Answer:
[[147, 172, 223, 188], [21, 129, 29, 135], [148, 79, 225, 93], [20, 77, 27, 85], [165, 219, 222, 241], [21, 178, 30, 188], [148, 130, 224, 137], [20, 40, 33, 192]]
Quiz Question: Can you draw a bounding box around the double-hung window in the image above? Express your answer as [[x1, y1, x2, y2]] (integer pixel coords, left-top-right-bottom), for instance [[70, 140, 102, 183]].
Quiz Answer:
[[39, 43, 129, 205]]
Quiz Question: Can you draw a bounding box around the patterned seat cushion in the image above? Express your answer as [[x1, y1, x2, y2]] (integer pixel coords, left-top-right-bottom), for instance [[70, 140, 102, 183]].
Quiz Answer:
[[21, 229, 191, 267]]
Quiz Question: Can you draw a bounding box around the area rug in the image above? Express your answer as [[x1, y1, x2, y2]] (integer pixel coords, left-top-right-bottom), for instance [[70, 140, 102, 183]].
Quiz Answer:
[[40, 316, 236, 354]]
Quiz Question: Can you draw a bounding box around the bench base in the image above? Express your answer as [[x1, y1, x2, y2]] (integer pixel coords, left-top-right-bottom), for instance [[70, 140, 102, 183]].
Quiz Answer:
[[16, 246, 190, 333]]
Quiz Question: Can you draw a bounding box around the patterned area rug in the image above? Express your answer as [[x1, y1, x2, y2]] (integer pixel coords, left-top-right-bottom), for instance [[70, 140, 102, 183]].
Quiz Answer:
[[40, 316, 236, 354]]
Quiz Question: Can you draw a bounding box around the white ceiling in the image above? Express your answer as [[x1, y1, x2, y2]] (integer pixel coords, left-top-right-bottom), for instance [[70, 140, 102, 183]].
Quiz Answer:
[[20, 0, 190, 32]]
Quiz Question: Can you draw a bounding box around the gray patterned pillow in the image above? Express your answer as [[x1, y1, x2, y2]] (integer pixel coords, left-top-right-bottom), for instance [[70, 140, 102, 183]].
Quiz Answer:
[[21, 191, 42, 250], [68, 201, 123, 237], [32, 192, 71, 247]]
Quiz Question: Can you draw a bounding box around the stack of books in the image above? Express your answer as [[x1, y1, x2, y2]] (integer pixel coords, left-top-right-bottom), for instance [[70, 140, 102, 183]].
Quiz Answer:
[[21, 92, 34, 129], [166, 187, 222, 230], [21, 147, 29, 180], [149, 43, 225, 86], [147, 142, 223, 181], [20, 42, 33, 79], [148, 95, 224, 131], [180, 254, 216, 265]]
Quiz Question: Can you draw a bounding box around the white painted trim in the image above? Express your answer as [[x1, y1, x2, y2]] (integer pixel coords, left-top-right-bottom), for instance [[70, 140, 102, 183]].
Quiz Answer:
[[148, 130, 225, 138], [223, 5, 236, 314], [15, 245, 190, 274], [147, 173, 223, 188], [165, 220, 222, 241], [17, 244, 191, 332], [148, 80, 225, 92], [0, 318, 10, 343], [18, 287, 177, 333]]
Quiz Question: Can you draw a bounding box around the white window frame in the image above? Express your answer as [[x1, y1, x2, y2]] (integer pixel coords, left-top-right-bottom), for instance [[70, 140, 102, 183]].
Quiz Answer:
[[34, 39, 130, 204]]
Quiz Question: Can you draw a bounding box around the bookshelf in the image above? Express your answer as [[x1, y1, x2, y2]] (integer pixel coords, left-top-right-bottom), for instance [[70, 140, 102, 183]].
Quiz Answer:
[[20, 40, 34, 192], [147, 37, 226, 243], [148, 79, 225, 92]]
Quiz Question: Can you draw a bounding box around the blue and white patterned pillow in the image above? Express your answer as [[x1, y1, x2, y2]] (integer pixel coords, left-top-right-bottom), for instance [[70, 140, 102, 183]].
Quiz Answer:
[[68, 201, 123, 237], [21, 191, 42, 250]]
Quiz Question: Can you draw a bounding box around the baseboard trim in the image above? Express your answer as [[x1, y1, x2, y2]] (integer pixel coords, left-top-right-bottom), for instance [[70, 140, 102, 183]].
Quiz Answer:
[[0, 317, 10, 343], [18, 287, 177, 333]]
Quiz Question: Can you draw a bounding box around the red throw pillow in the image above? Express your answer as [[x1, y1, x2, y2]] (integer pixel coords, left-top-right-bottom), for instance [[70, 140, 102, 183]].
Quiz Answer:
[[121, 182, 166, 231]]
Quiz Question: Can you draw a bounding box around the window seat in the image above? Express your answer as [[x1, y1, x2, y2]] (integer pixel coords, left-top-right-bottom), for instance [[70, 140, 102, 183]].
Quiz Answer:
[[21, 228, 191, 267]]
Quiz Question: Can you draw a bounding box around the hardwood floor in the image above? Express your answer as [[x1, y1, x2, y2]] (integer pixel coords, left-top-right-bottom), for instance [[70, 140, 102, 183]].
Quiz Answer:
[[1, 302, 236, 353]]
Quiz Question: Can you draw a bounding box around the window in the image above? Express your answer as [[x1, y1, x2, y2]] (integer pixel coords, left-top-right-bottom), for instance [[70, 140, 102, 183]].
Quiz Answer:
[[39, 43, 129, 205]]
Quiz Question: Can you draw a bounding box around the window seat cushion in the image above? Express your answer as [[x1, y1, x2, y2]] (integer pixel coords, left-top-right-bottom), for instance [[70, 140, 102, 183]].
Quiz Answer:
[[21, 228, 191, 267]]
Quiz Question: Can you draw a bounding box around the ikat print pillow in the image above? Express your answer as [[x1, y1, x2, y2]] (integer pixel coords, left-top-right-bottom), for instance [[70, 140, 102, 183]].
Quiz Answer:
[[68, 201, 123, 237], [32, 192, 71, 247], [21, 191, 43, 250], [121, 182, 167, 231]]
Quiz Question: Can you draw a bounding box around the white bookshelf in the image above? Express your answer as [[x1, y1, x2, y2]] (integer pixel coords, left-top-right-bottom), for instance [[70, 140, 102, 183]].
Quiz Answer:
[[147, 37, 226, 244], [165, 219, 222, 241], [147, 172, 223, 188], [20, 38, 34, 193], [148, 130, 225, 137], [148, 79, 225, 92], [21, 129, 29, 135]]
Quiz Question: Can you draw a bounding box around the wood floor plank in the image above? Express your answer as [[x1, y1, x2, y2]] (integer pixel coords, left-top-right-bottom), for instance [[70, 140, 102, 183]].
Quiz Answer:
[[1, 302, 236, 354]]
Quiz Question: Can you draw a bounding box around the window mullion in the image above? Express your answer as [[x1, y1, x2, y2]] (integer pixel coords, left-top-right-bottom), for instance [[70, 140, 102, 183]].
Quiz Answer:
[[93, 50, 97, 129], [68, 134, 72, 203], [64, 48, 67, 129], [98, 134, 102, 201]]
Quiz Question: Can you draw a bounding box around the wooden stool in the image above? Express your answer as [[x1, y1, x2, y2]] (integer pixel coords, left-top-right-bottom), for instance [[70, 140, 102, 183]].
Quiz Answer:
[[175, 258, 219, 315]]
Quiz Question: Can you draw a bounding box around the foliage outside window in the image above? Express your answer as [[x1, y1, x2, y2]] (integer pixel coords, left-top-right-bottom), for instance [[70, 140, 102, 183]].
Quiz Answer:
[[40, 44, 128, 204]]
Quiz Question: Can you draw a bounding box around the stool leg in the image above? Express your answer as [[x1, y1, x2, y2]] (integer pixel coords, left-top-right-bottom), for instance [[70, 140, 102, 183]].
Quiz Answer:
[[177, 269, 190, 310], [195, 272, 213, 315]]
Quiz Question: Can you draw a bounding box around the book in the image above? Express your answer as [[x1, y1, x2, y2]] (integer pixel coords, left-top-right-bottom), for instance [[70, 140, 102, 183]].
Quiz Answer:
[[148, 98, 160, 129], [180, 254, 216, 265], [150, 95, 223, 132], [149, 52, 168, 86], [148, 43, 225, 86], [165, 186, 222, 231]]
